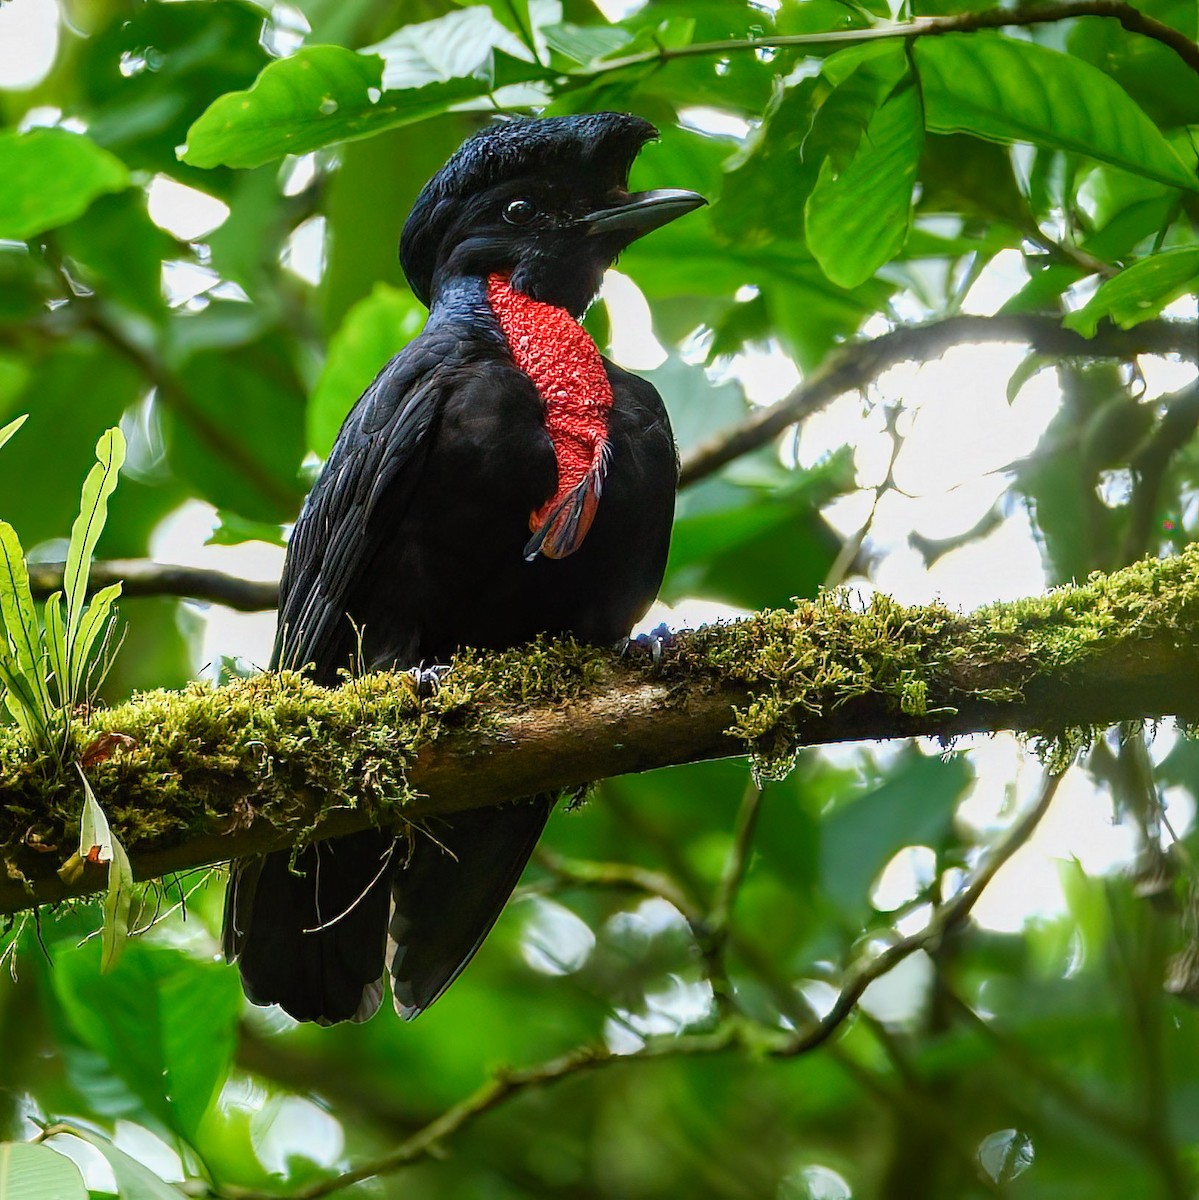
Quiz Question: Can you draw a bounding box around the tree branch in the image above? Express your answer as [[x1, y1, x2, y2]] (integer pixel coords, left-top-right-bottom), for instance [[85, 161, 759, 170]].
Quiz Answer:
[[774, 767, 1065, 1057], [3, 546, 1199, 916], [589, 1, 1199, 77], [679, 316, 1199, 487], [27, 559, 279, 613]]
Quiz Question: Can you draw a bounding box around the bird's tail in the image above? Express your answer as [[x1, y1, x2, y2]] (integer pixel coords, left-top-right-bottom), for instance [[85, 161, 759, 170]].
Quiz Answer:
[[388, 795, 553, 1019], [224, 799, 552, 1023], [223, 828, 395, 1025]]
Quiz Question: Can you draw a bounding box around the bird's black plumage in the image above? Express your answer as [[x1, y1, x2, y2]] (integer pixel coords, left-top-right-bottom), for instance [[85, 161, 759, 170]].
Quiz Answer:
[[223, 112, 704, 1023]]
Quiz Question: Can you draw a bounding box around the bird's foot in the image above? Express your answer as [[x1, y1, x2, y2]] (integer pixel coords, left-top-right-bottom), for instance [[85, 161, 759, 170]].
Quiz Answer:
[[619, 621, 676, 667], [407, 663, 451, 698]]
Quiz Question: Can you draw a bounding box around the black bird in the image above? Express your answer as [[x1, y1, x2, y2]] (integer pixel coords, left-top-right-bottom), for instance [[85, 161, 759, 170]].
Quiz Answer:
[[223, 112, 704, 1024]]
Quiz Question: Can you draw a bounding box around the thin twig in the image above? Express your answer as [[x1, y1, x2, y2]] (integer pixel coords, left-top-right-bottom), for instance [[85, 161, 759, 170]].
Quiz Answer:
[[528, 847, 703, 925], [701, 776, 765, 1015], [595, 786, 1010, 1181], [823, 402, 905, 588], [220, 771, 1060, 1199], [773, 768, 1067, 1057]]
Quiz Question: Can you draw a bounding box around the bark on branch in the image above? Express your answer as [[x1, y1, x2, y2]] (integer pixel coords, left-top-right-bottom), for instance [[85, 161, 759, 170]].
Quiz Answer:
[[3, 547, 1199, 917], [27, 560, 280, 613]]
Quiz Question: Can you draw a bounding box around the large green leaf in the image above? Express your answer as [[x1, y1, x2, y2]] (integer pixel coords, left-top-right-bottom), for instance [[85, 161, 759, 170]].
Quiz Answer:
[[183, 46, 386, 169], [0, 1144, 87, 1200], [1064, 246, 1199, 335], [53, 940, 241, 1140], [806, 72, 923, 287], [1067, 0, 1199, 128], [367, 3, 537, 87], [308, 283, 425, 457], [182, 33, 504, 170], [0, 129, 129, 241], [914, 35, 1199, 191]]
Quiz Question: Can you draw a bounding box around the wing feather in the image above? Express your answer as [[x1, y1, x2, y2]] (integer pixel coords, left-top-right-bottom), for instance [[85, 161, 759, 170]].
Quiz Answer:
[[272, 332, 464, 681]]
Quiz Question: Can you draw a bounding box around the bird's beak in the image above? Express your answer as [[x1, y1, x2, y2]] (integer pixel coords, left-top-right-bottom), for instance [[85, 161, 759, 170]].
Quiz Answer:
[[581, 188, 707, 239]]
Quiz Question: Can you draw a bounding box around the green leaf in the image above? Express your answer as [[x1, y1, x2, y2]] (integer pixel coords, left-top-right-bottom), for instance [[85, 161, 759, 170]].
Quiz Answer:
[[0, 1143, 87, 1200], [53, 939, 241, 1140], [75, 766, 135, 971], [309, 283, 425, 457], [0, 128, 129, 241], [206, 511, 287, 548], [182, 44, 493, 170], [1064, 246, 1199, 336], [0, 343, 141, 550], [65, 427, 126, 654], [1006, 354, 1050, 405], [0, 522, 51, 727], [0, 654, 46, 743], [0, 415, 27, 454], [806, 72, 923, 287], [805, 46, 908, 176], [77, 768, 114, 863], [542, 22, 632, 66], [44, 593, 68, 711], [72, 0, 270, 183], [52, 1130, 182, 1200], [455, 0, 545, 59], [101, 824, 134, 972], [183, 46, 380, 169], [914, 35, 1199, 192], [368, 5, 532, 86]]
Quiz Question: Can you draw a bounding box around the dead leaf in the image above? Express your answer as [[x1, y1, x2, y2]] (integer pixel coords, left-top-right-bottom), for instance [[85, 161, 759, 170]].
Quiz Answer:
[[80, 731, 138, 769]]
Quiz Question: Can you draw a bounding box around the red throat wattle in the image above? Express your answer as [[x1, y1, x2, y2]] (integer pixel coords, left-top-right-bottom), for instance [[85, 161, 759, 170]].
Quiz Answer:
[[487, 273, 612, 559]]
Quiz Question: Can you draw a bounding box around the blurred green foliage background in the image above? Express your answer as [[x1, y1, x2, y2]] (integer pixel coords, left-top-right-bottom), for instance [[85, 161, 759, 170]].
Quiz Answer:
[[1, 0, 1199, 1197]]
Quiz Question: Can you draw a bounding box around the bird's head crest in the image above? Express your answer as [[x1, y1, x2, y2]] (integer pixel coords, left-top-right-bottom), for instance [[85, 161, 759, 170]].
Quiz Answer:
[[399, 113, 660, 309]]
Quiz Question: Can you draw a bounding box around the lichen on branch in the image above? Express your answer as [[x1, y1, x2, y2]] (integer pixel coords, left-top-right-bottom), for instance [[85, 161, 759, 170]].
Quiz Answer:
[[3, 545, 1199, 916]]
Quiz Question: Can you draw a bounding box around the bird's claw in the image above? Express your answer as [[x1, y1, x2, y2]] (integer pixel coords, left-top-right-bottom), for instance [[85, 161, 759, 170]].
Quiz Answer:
[[407, 663, 450, 698], [619, 621, 675, 667]]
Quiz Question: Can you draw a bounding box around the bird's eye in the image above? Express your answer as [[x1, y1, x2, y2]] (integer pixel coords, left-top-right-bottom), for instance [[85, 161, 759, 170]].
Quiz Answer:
[[503, 199, 537, 226]]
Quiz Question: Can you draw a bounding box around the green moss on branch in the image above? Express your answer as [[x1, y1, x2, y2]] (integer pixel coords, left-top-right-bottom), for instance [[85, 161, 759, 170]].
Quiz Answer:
[[3, 546, 1199, 915]]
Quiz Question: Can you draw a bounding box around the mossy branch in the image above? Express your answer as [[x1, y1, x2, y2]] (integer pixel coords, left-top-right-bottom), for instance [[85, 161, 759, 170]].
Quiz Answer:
[[4, 547, 1199, 917]]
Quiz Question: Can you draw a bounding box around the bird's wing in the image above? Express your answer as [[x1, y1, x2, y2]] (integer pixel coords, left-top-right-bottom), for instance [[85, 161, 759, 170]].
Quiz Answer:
[[271, 330, 465, 681]]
